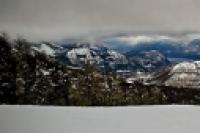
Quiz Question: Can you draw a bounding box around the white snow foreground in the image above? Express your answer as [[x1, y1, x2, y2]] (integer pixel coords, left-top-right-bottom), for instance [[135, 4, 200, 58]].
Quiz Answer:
[[0, 105, 200, 133]]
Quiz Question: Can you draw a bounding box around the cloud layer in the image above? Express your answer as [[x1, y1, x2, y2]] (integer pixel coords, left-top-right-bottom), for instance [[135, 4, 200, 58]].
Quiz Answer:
[[1, 0, 200, 41]]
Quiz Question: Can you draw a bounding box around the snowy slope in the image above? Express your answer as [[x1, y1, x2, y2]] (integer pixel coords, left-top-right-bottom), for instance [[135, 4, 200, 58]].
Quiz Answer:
[[32, 43, 55, 56], [67, 47, 102, 65], [171, 61, 200, 73], [66, 47, 128, 69], [0, 105, 200, 133], [164, 61, 200, 88], [107, 50, 128, 64], [127, 50, 170, 72]]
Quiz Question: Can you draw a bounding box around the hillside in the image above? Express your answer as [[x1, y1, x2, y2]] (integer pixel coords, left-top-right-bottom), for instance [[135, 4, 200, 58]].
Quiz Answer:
[[2, 34, 200, 105], [152, 61, 200, 88]]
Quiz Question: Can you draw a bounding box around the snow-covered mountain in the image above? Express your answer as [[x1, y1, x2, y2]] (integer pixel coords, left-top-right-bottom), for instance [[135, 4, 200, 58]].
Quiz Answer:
[[64, 45, 169, 72], [32, 43, 55, 56], [105, 35, 200, 61], [32, 43, 64, 56], [165, 61, 200, 88], [65, 46, 128, 71], [27, 34, 200, 73], [127, 50, 170, 72], [67, 47, 102, 65], [152, 61, 200, 88], [29, 42, 171, 73]]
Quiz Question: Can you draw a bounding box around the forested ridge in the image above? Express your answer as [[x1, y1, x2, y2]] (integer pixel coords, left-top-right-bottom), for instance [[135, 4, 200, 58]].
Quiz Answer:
[[1, 34, 200, 105]]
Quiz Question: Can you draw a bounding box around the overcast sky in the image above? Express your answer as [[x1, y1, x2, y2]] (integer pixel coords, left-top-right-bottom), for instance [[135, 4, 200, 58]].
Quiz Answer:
[[1, 0, 200, 41]]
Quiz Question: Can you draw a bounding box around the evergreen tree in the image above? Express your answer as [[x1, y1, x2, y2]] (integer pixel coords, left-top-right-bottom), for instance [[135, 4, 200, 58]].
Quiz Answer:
[[0, 33, 16, 104]]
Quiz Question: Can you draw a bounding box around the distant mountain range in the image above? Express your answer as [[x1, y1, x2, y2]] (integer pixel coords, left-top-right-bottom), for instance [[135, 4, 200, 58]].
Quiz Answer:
[[105, 35, 200, 61], [29, 34, 200, 74], [2, 34, 200, 105], [32, 42, 170, 73]]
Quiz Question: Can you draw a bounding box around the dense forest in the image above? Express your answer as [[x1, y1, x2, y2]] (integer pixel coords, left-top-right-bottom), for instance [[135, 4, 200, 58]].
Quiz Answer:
[[1, 33, 200, 105]]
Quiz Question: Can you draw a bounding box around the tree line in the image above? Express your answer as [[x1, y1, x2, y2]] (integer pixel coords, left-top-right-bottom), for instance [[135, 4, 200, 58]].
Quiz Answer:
[[1, 33, 200, 105]]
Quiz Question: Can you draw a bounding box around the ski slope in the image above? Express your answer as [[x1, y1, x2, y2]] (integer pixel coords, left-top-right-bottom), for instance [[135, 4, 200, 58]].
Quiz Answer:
[[0, 105, 200, 133]]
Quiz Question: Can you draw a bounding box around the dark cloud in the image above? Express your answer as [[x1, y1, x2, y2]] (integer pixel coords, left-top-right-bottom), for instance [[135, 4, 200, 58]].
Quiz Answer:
[[0, 0, 200, 41]]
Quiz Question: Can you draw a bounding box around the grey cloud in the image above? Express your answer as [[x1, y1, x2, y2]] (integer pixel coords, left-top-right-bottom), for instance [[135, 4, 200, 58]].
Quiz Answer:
[[0, 0, 200, 41]]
